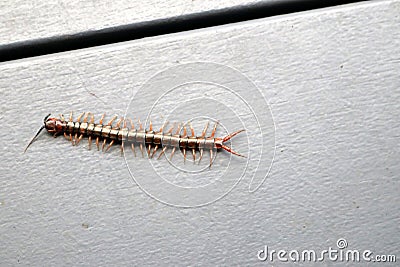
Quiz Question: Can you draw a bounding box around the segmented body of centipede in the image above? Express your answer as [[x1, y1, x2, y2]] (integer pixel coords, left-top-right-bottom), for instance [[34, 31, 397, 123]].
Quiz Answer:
[[25, 112, 245, 166]]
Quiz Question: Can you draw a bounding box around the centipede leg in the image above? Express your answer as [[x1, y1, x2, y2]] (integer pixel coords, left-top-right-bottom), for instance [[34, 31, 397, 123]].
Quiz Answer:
[[115, 117, 123, 128], [158, 146, 168, 159], [151, 145, 158, 158], [183, 125, 187, 137], [138, 119, 143, 131], [209, 149, 213, 168], [69, 133, 74, 145], [211, 122, 218, 138], [81, 112, 90, 147], [170, 147, 176, 160], [147, 144, 151, 158], [102, 139, 107, 152], [189, 123, 196, 162], [68, 111, 74, 145], [74, 133, 78, 145], [160, 120, 169, 132], [106, 140, 115, 152], [139, 143, 144, 157], [131, 143, 137, 157], [129, 118, 135, 129], [201, 122, 209, 137], [120, 141, 124, 156], [107, 115, 117, 126], [183, 148, 186, 163], [74, 112, 85, 144], [77, 112, 85, 122], [192, 148, 196, 163], [175, 123, 181, 135], [83, 113, 89, 123], [199, 149, 204, 164], [88, 114, 94, 150], [99, 113, 105, 124], [189, 122, 195, 137], [167, 124, 174, 134], [76, 134, 84, 145], [96, 137, 100, 151]]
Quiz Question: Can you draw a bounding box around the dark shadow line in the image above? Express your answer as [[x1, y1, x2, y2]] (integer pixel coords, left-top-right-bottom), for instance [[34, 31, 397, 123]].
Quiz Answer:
[[0, 0, 368, 62]]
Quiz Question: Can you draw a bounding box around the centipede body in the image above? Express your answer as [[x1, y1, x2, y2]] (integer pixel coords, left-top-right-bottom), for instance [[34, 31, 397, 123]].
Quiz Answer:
[[25, 112, 245, 167]]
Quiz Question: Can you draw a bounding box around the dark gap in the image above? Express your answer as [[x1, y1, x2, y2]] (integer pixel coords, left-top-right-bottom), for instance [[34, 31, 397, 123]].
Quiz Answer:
[[0, 0, 368, 62]]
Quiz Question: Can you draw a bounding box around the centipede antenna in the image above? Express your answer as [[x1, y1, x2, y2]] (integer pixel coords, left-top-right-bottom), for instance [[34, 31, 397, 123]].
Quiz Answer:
[[43, 113, 51, 122], [24, 125, 45, 153]]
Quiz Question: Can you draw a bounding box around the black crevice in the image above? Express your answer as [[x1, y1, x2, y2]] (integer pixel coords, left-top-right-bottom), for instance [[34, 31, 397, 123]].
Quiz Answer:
[[0, 0, 368, 62]]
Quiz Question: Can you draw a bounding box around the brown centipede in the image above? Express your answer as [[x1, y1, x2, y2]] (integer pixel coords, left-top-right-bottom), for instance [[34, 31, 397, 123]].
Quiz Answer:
[[24, 112, 245, 166]]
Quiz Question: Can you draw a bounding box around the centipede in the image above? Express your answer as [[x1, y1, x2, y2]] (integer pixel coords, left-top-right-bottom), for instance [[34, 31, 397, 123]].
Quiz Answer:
[[24, 112, 245, 167]]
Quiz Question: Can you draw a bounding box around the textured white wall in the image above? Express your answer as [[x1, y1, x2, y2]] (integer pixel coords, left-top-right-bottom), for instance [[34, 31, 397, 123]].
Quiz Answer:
[[0, 0, 282, 45], [0, 0, 399, 265]]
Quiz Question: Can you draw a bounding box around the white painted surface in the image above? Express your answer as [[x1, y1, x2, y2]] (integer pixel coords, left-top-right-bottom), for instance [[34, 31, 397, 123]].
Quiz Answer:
[[0, 0, 399, 265], [0, 0, 283, 45]]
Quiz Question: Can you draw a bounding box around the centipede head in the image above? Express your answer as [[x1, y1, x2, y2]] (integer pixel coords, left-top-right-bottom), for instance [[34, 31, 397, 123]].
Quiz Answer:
[[214, 129, 246, 157], [44, 115, 63, 134]]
